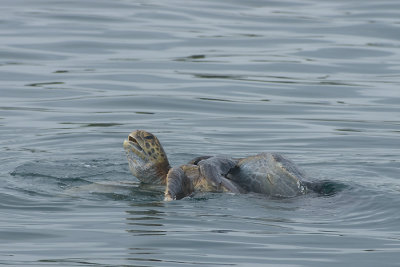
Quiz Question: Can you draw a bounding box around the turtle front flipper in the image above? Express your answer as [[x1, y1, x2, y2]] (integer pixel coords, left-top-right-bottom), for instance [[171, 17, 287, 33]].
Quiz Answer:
[[187, 155, 212, 165], [197, 157, 243, 193], [164, 167, 194, 201]]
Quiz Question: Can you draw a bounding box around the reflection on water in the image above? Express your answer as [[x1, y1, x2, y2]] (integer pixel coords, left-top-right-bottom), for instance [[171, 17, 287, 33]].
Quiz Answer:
[[1, 0, 400, 266]]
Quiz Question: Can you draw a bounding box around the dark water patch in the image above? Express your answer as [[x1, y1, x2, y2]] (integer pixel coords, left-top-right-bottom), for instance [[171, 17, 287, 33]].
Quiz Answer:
[[0, 106, 52, 112], [53, 70, 69, 73], [43, 13, 126, 24], [60, 122, 124, 128], [335, 128, 363, 133], [135, 111, 155, 115], [0, 61, 26, 66], [193, 74, 243, 79], [37, 259, 101, 266], [84, 123, 123, 127], [174, 54, 207, 62], [367, 42, 400, 48], [317, 80, 362, 86], [109, 57, 140, 62], [197, 97, 235, 102], [26, 81, 65, 87]]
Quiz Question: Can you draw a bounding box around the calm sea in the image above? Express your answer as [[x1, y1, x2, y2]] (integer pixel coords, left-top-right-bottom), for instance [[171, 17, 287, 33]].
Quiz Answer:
[[1, 0, 400, 266]]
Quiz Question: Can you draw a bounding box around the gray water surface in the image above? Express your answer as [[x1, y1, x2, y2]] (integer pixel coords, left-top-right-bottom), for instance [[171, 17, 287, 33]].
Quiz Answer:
[[1, 0, 400, 266]]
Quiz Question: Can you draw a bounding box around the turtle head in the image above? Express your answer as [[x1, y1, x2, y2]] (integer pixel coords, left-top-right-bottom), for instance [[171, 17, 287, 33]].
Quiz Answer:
[[123, 130, 170, 184]]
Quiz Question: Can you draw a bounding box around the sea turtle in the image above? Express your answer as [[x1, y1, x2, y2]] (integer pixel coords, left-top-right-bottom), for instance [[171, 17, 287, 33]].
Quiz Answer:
[[123, 130, 308, 201]]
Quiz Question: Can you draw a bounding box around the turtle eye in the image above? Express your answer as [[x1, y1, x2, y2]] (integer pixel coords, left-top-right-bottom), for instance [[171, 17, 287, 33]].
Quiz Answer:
[[144, 135, 154, 140]]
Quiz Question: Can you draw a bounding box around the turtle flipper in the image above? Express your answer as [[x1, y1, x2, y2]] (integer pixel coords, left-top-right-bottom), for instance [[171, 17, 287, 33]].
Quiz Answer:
[[187, 156, 212, 165], [164, 167, 194, 201], [197, 157, 242, 193]]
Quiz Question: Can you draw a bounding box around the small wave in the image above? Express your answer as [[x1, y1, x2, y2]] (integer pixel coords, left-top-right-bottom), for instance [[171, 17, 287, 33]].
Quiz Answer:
[[9, 158, 134, 199], [305, 180, 350, 196]]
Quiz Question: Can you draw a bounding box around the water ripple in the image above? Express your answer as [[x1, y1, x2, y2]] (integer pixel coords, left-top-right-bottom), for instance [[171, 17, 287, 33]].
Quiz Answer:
[[1, 0, 400, 266]]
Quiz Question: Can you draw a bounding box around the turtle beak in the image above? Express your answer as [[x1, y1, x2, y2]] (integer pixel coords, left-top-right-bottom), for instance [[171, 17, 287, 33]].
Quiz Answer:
[[128, 135, 144, 151], [123, 134, 144, 154]]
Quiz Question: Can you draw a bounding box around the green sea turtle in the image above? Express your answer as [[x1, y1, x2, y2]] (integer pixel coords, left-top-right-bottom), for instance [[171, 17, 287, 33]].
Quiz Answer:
[[123, 130, 308, 201]]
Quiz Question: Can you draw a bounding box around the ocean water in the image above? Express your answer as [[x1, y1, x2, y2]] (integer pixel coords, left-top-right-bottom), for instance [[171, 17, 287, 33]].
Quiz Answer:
[[1, 0, 400, 266]]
